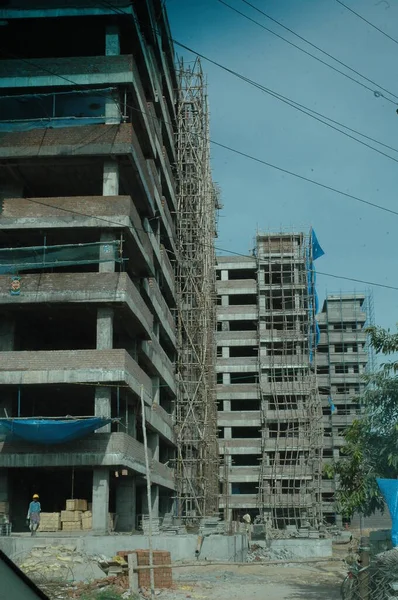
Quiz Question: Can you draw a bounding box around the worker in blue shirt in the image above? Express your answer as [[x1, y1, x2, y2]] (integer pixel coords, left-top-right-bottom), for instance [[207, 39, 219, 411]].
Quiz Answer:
[[27, 494, 41, 536]]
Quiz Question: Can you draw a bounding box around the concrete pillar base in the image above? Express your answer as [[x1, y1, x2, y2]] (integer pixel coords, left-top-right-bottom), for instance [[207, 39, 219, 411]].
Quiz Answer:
[[116, 476, 136, 532], [92, 468, 110, 534]]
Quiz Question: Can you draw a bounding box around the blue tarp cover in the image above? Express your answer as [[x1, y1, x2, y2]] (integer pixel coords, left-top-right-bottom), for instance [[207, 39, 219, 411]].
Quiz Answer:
[[377, 478, 398, 547], [0, 417, 111, 444]]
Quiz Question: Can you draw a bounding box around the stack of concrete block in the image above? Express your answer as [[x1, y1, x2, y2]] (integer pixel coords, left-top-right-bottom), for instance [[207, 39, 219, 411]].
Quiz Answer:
[[39, 512, 61, 532], [61, 510, 83, 531], [66, 499, 87, 511], [61, 499, 88, 531], [82, 511, 92, 530], [141, 516, 160, 535]]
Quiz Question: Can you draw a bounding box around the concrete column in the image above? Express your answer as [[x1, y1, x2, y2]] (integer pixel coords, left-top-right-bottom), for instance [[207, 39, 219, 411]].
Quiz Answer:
[[105, 25, 121, 124], [105, 24, 120, 56], [97, 307, 113, 350], [221, 270, 228, 281], [223, 401, 231, 411], [148, 431, 160, 462], [222, 347, 229, 358], [116, 476, 136, 532], [151, 485, 159, 518], [127, 405, 137, 438], [152, 377, 160, 405], [95, 307, 113, 433], [223, 373, 230, 385], [141, 485, 159, 519], [224, 427, 232, 440], [221, 295, 229, 307], [103, 160, 119, 196], [92, 468, 110, 534]]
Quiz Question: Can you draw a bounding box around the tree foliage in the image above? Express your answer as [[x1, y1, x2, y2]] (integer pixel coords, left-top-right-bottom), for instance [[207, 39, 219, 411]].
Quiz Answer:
[[327, 326, 398, 518]]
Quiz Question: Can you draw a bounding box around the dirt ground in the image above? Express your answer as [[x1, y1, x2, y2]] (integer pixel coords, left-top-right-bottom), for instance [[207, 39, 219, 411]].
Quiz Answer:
[[159, 561, 345, 600]]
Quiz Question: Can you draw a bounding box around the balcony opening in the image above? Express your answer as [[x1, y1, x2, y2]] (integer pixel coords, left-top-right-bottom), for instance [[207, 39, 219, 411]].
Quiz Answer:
[[231, 399, 260, 411], [0, 17, 105, 59], [228, 294, 257, 306], [232, 482, 258, 494], [228, 269, 257, 280], [232, 454, 259, 466], [229, 346, 258, 358], [229, 320, 257, 331], [230, 373, 258, 384], [13, 306, 96, 352], [231, 426, 261, 439]]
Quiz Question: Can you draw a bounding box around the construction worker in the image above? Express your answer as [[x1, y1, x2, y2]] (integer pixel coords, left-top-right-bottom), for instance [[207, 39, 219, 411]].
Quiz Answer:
[[27, 494, 41, 536]]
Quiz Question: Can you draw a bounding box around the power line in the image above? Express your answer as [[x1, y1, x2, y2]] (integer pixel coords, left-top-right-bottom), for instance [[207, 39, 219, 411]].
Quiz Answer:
[[217, 0, 397, 104], [1, 191, 396, 292], [2, 45, 398, 219], [237, 0, 398, 102], [209, 138, 398, 217], [214, 246, 398, 291], [335, 0, 398, 46]]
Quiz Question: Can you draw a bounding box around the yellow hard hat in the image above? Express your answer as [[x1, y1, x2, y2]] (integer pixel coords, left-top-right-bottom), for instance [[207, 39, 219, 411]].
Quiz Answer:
[[32, 494, 39, 499]]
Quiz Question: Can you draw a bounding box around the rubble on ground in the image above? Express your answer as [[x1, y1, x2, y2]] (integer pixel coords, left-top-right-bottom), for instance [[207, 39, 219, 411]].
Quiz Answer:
[[17, 544, 108, 582]]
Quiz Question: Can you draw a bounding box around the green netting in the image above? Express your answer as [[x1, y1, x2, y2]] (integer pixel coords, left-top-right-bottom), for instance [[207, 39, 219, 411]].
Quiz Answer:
[[0, 241, 121, 274]]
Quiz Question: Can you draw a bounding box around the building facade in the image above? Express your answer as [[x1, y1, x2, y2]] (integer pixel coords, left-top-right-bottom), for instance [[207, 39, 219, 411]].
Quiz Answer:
[[217, 233, 323, 529], [317, 294, 373, 525], [0, 1, 179, 533]]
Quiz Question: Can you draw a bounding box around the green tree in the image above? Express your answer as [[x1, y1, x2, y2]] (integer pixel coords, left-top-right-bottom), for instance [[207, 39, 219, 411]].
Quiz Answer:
[[326, 326, 398, 518]]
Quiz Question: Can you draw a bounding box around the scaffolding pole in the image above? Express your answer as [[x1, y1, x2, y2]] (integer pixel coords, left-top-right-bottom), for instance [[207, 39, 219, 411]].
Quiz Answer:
[[175, 58, 220, 521]]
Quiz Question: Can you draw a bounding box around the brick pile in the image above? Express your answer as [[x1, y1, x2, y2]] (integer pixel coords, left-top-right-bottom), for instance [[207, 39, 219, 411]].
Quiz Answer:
[[117, 549, 172, 589]]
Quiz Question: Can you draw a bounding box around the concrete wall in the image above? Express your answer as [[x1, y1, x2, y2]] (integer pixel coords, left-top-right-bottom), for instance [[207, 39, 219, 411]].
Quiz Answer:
[[0, 534, 248, 564], [269, 538, 332, 560]]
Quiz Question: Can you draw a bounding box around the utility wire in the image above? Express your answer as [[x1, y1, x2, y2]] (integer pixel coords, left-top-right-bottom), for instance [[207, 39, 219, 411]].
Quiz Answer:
[[237, 0, 398, 102], [335, 0, 398, 46], [3, 40, 398, 217], [2, 47, 398, 218], [2, 193, 397, 293], [214, 246, 398, 291], [217, 0, 397, 104]]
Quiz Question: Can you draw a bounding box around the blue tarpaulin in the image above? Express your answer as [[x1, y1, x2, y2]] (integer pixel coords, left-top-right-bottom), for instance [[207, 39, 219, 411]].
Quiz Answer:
[[377, 478, 398, 547], [0, 417, 111, 445]]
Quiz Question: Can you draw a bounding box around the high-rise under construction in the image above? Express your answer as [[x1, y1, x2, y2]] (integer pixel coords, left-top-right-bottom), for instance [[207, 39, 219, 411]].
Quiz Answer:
[[217, 231, 373, 530]]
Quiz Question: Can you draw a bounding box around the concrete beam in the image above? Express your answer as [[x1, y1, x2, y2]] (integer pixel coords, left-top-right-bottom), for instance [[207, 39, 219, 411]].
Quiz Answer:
[[0, 433, 174, 490]]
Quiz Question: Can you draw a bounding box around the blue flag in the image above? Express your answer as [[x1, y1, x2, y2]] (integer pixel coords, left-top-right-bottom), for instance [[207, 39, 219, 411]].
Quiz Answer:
[[327, 397, 337, 414], [311, 229, 325, 261]]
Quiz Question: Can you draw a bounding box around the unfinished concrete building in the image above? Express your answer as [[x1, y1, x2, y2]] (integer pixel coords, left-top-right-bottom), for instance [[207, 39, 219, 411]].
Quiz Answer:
[[317, 293, 373, 525], [217, 232, 323, 530], [0, 0, 180, 533]]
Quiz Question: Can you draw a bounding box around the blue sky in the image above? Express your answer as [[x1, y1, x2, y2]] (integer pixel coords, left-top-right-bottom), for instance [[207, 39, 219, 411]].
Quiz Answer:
[[167, 0, 398, 331]]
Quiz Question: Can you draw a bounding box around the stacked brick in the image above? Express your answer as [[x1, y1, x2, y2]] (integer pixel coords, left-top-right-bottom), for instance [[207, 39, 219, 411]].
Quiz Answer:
[[117, 550, 172, 589]]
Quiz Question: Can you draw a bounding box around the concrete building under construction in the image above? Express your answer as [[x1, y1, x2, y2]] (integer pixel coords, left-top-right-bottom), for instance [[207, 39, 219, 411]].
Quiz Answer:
[[217, 232, 373, 529], [317, 293, 373, 525], [217, 232, 323, 529], [0, 0, 218, 533]]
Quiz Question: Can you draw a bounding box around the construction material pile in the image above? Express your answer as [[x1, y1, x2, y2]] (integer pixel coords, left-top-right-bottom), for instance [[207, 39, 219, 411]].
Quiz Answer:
[[39, 499, 115, 532], [18, 543, 106, 582]]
